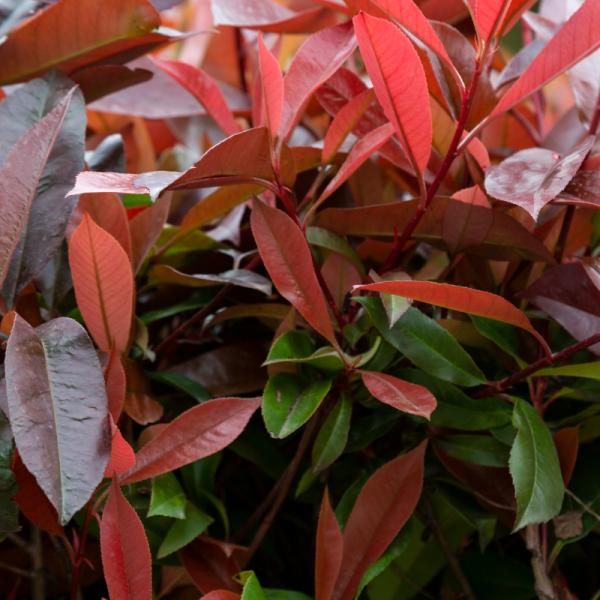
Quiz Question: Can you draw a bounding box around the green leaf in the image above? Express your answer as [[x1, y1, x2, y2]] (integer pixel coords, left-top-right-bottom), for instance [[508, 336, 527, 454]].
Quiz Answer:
[[146, 371, 211, 403], [295, 467, 320, 498], [344, 406, 399, 453], [228, 425, 287, 479], [263, 373, 331, 438], [359, 299, 486, 386], [241, 572, 269, 600], [148, 472, 187, 519], [0, 405, 19, 533], [306, 226, 365, 277], [139, 290, 214, 324], [264, 331, 344, 372], [354, 519, 413, 599], [312, 393, 352, 472], [434, 435, 510, 467], [510, 399, 565, 530], [471, 315, 521, 360], [369, 270, 411, 328], [157, 502, 214, 558], [532, 362, 600, 380], [491, 423, 518, 446], [335, 473, 369, 532], [396, 369, 512, 430]]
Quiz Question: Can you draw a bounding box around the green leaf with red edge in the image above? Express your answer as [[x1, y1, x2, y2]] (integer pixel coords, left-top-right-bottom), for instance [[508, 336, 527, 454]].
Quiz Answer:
[[0, 0, 162, 85], [258, 32, 284, 142], [322, 88, 376, 163], [316, 490, 343, 600], [330, 441, 427, 600], [152, 58, 240, 137], [353, 12, 432, 176], [69, 213, 134, 354], [251, 199, 338, 349], [361, 371, 436, 419], [12, 451, 63, 537], [5, 315, 111, 524], [489, 0, 600, 121], [355, 280, 551, 357], [120, 397, 261, 483], [101, 478, 153, 600], [466, 0, 512, 42], [553, 426, 579, 486], [104, 345, 126, 422], [0, 87, 75, 294], [278, 21, 357, 142]]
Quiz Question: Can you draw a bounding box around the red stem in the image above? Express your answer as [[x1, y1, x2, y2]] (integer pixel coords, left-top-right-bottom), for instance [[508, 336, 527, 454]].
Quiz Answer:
[[70, 499, 94, 600]]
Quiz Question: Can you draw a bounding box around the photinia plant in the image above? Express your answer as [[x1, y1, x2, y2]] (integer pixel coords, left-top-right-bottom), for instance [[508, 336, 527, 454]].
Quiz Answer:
[[2, 0, 600, 599]]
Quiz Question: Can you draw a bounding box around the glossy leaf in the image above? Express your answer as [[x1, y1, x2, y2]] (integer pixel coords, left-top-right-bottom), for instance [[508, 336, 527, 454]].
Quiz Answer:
[[251, 199, 338, 348], [0, 0, 161, 85], [315, 491, 343, 600], [471, 315, 520, 360], [553, 427, 579, 486], [278, 21, 357, 141], [331, 441, 426, 600], [263, 373, 331, 438], [353, 12, 432, 175], [467, 0, 511, 42], [120, 397, 261, 483], [510, 399, 564, 530], [306, 227, 365, 278], [361, 371, 436, 419], [101, 478, 153, 600], [434, 435, 510, 467], [146, 371, 211, 403], [104, 344, 126, 423], [359, 299, 486, 387], [312, 394, 352, 472], [123, 357, 164, 425], [104, 419, 136, 478], [158, 502, 214, 558], [369, 270, 411, 328], [69, 213, 134, 354], [356, 280, 551, 357], [5, 315, 111, 524], [37, 239, 73, 314], [0, 87, 74, 296], [148, 472, 187, 519], [153, 58, 239, 137], [258, 32, 284, 141]]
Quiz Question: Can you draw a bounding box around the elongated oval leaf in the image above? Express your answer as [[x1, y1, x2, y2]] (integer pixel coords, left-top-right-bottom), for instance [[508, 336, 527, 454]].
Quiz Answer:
[[69, 213, 134, 354], [353, 12, 432, 175], [434, 434, 510, 467], [331, 441, 426, 600], [0, 87, 75, 294], [258, 32, 284, 141], [510, 399, 564, 531], [553, 426, 579, 486], [251, 199, 337, 346], [101, 478, 152, 600], [356, 280, 551, 357], [361, 371, 436, 419], [316, 490, 343, 600], [467, 0, 511, 42], [5, 315, 111, 524], [312, 394, 352, 472], [104, 417, 136, 478], [120, 397, 261, 483]]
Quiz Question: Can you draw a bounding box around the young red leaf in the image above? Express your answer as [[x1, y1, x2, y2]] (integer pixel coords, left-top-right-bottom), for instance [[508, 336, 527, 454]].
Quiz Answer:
[[258, 32, 284, 142], [355, 280, 551, 357], [120, 397, 261, 483], [101, 478, 152, 600], [553, 427, 579, 486], [104, 416, 136, 478], [0, 88, 74, 291], [321, 253, 362, 310], [315, 490, 343, 600], [122, 357, 164, 425], [322, 88, 376, 164], [104, 345, 126, 422], [489, 0, 600, 121], [251, 199, 337, 347], [12, 451, 63, 537], [361, 371, 436, 419], [353, 12, 432, 176], [5, 315, 111, 524], [202, 593, 241, 600], [69, 212, 134, 354], [467, 0, 511, 42], [331, 441, 427, 600], [278, 21, 357, 142], [152, 58, 240, 138], [68, 172, 148, 197]]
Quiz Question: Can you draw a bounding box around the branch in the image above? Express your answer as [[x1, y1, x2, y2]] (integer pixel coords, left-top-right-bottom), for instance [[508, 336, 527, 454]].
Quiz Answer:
[[472, 328, 600, 399], [525, 525, 557, 600]]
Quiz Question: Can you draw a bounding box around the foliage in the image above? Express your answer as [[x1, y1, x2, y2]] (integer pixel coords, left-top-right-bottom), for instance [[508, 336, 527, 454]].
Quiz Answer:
[[1, 0, 600, 599]]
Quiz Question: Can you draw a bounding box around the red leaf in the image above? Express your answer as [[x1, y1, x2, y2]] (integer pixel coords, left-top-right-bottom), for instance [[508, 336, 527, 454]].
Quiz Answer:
[[353, 12, 432, 176], [68, 172, 148, 197], [467, 0, 511, 42], [322, 88, 376, 163], [101, 478, 152, 600], [104, 345, 126, 422], [69, 213, 134, 354], [553, 427, 579, 486], [120, 397, 261, 483], [258, 32, 284, 141], [278, 21, 357, 142], [202, 593, 241, 600], [490, 0, 600, 120], [355, 280, 551, 357], [361, 371, 437, 419], [0, 89, 74, 290], [152, 58, 240, 137], [12, 451, 63, 537], [331, 441, 427, 600], [315, 490, 343, 600], [251, 199, 337, 347], [321, 253, 363, 310], [104, 416, 136, 478], [179, 538, 242, 595]]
